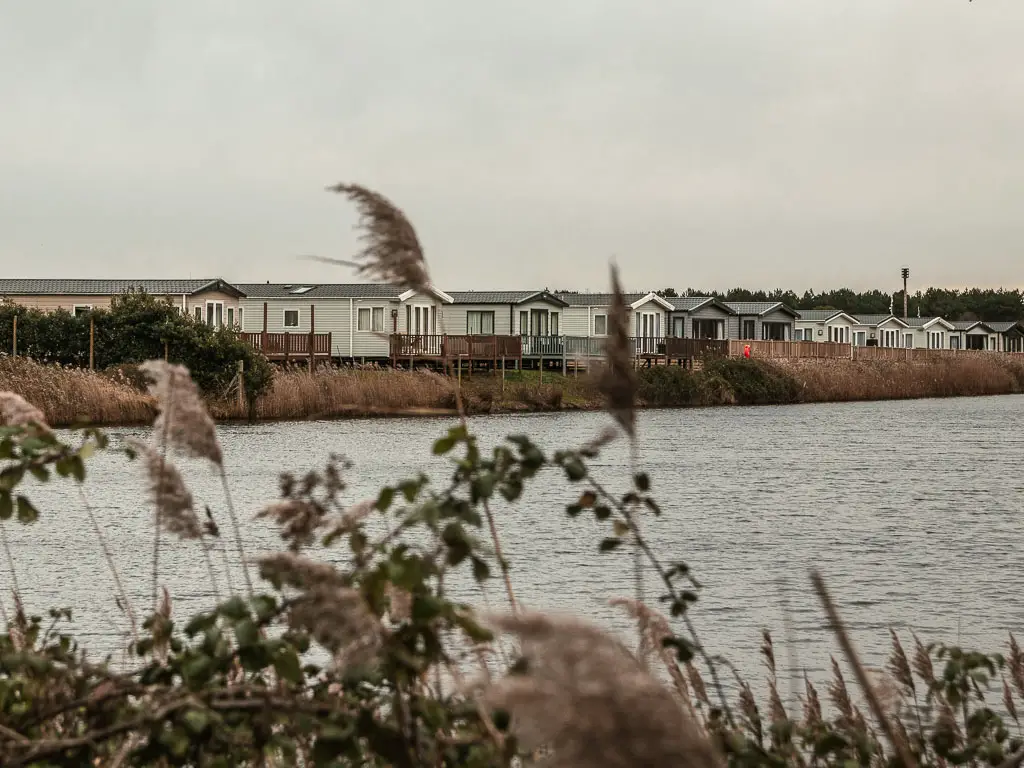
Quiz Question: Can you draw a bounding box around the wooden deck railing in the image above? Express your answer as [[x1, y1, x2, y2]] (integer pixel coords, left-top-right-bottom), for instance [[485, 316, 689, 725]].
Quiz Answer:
[[388, 334, 523, 361], [665, 338, 729, 358], [240, 332, 333, 359]]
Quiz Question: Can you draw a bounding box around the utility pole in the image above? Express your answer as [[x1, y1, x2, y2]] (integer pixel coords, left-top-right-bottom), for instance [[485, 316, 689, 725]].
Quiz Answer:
[[901, 266, 910, 320]]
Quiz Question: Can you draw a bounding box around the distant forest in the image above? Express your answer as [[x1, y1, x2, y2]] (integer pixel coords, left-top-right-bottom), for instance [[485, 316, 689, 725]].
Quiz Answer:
[[652, 287, 1024, 322]]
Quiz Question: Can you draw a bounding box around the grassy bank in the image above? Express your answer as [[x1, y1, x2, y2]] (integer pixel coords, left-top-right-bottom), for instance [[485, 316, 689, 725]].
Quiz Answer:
[[4, 354, 1024, 425]]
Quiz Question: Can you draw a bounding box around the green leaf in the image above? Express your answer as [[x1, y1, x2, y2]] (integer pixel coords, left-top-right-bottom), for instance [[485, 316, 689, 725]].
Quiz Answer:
[[594, 505, 612, 521], [182, 708, 213, 735], [471, 473, 494, 502], [69, 455, 86, 483], [471, 555, 491, 582], [432, 435, 457, 455], [28, 465, 49, 483], [563, 457, 587, 482], [0, 466, 24, 492], [16, 496, 38, 524], [633, 472, 651, 491], [661, 635, 695, 663], [234, 619, 259, 648], [599, 537, 622, 552], [218, 596, 250, 621], [0, 492, 12, 521], [184, 611, 218, 637], [251, 595, 278, 622], [398, 479, 420, 502], [376, 487, 395, 512], [273, 648, 303, 684], [566, 504, 582, 518]]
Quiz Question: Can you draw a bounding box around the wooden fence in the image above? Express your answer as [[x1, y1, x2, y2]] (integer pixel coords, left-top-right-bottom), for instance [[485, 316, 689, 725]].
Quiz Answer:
[[388, 334, 523, 364], [728, 340, 853, 358], [239, 332, 333, 362]]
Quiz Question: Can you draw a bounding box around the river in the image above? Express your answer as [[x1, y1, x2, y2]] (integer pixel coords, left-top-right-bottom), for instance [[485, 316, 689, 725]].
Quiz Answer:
[[4, 394, 1024, 699]]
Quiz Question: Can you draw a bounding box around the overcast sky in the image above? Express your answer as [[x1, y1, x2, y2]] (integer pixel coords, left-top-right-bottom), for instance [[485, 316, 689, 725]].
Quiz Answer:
[[1, 2, 1021, 294]]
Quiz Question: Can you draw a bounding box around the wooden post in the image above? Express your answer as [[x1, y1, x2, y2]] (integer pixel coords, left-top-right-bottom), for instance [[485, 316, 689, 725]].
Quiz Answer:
[[492, 334, 497, 376], [562, 344, 566, 376], [89, 315, 95, 370], [11, 314, 16, 356], [501, 356, 506, 393], [164, 341, 169, 362], [283, 332, 290, 364], [237, 359, 245, 413], [309, 303, 316, 370], [457, 355, 463, 388], [539, 357, 543, 385], [261, 302, 268, 354]]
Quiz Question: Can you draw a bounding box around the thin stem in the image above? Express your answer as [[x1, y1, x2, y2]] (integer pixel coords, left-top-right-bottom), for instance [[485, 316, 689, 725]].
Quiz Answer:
[[587, 473, 734, 726], [78, 485, 138, 644], [0, 518, 22, 617], [482, 499, 517, 614], [152, 413, 173, 611], [200, 542, 223, 604], [810, 569, 917, 768], [218, 467, 253, 598]]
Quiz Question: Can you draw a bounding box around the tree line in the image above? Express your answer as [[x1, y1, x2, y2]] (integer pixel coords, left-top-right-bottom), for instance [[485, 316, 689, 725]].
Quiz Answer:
[[655, 286, 1024, 322]]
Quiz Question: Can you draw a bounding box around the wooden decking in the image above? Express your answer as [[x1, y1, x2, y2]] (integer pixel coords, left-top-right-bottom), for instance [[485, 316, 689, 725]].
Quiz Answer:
[[240, 332, 333, 361], [389, 334, 523, 366]]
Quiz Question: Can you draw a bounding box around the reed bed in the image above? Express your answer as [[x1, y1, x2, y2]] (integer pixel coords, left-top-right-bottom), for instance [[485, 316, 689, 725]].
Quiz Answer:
[[776, 355, 1024, 403], [0, 355, 154, 426], [241, 365, 459, 420]]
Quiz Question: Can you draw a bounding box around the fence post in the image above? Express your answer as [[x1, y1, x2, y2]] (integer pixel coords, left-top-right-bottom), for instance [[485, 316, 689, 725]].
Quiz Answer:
[[89, 316, 95, 370], [501, 356, 506, 394], [12, 314, 16, 356], [164, 341, 169, 362], [237, 359, 245, 414]]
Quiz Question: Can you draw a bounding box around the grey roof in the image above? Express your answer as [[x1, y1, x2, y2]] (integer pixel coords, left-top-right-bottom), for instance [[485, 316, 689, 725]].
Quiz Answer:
[[985, 321, 1024, 333], [0, 278, 243, 297], [852, 314, 905, 326], [447, 290, 568, 306], [949, 320, 989, 331], [667, 296, 729, 313], [900, 316, 947, 328], [235, 283, 404, 299], [797, 309, 849, 322], [555, 292, 656, 307], [724, 301, 799, 317]]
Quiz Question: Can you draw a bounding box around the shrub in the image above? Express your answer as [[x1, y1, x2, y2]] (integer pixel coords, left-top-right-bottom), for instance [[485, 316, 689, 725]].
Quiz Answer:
[[636, 365, 701, 406], [0, 293, 274, 399], [705, 358, 801, 405]]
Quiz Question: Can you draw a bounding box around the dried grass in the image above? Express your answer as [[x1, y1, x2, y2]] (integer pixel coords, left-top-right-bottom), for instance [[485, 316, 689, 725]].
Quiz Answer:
[[0, 355, 154, 426], [776, 355, 1024, 402], [244, 366, 458, 420], [481, 611, 721, 768]]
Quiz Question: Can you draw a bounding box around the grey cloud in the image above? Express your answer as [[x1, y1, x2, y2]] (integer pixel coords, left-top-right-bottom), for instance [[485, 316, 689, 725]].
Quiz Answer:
[[1, 1, 1021, 293]]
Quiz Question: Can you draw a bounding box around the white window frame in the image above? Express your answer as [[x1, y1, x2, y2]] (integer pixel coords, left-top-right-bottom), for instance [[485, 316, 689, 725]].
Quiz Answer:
[[284, 309, 300, 328], [237, 307, 243, 329], [593, 313, 607, 336], [357, 307, 371, 331], [73, 304, 92, 317], [206, 300, 224, 328], [466, 310, 495, 335]]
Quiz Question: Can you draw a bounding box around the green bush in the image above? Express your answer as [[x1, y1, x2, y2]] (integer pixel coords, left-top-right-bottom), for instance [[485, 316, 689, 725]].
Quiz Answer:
[[704, 358, 801, 405], [0, 293, 273, 399], [636, 366, 701, 406]]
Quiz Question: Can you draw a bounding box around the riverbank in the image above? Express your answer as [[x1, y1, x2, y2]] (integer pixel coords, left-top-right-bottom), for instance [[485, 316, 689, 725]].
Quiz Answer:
[[3, 353, 1024, 426]]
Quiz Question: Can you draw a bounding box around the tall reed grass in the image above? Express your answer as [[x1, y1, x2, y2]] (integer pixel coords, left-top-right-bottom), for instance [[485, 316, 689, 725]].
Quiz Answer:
[[777, 355, 1024, 402], [0, 355, 154, 426]]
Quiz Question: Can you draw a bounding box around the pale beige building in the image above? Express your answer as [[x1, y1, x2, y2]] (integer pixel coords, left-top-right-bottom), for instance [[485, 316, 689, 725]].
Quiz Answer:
[[0, 278, 246, 328]]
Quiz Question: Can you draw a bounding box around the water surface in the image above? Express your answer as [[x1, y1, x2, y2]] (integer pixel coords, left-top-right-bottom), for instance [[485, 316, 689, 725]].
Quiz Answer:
[[5, 395, 1023, 696]]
